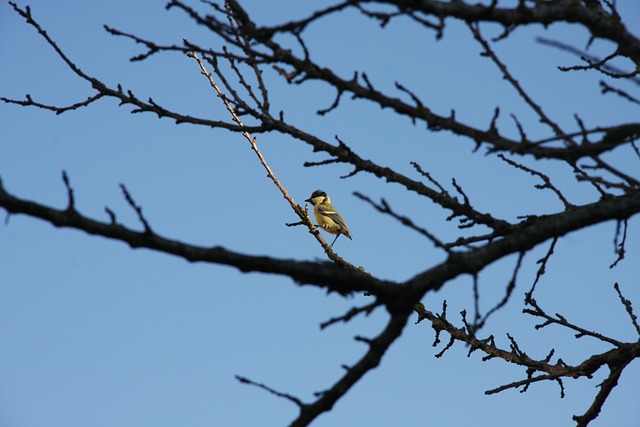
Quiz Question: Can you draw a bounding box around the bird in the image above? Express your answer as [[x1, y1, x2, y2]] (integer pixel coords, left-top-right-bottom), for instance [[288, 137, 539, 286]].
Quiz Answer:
[[305, 189, 352, 247]]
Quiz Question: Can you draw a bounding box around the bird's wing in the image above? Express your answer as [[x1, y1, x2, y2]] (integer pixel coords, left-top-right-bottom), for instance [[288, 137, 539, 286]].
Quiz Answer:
[[318, 205, 352, 239]]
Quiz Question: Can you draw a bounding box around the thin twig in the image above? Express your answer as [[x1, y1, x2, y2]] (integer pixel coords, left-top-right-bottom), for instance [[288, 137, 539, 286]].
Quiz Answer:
[[236, 375, 304, 407], [119, 183, 152, 233], [613, 282, 640, 336], [498, 154, 573, 209]]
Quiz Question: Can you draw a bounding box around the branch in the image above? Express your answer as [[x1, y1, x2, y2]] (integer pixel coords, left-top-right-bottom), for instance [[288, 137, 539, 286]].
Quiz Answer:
[[573, 350, 636, 427], [468, 22, 568, 141], [391, 0, 640, 66], [527, 237, 558, 299], [1, 92, 106, 114], [320, 301, 381, 330], [160, 1, 640, 167], [613, 282, 640, 337], [405, 191, 640, 296], [498, 154, 573, 209], [236, 375, 304, 408], [353, 192, 451, 252], [537, 37, 640, 84], [3, 3, 263, 132], [290, 313, 410, 426], [414, 303, 640, 418], [184, 45, 358, 269], [0, 176, 396, 299], [524, 298, 623, 347]]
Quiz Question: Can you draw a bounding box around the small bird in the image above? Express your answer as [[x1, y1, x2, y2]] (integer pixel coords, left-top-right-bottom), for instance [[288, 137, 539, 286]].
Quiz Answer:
[[305, 190, 352, 247]]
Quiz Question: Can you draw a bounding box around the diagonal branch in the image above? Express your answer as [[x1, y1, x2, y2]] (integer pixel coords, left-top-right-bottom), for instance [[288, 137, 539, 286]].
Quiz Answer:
[[184, 43, 357, 268], [290, 313, 410, 427], [405, 191, 640, 297]]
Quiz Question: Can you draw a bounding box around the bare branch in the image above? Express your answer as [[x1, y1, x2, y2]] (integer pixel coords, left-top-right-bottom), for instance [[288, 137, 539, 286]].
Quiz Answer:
[[613, 282, 640, 337], [498, 154, 574, 209], [526, 237, 558, 300], [406, 191, 640, 296], [0, 177, 395, 298], [600, 81, 640, 105], [353, 192, 451, 252], [236, 375, 304, 408], [1, 93, 105, 114], [524, 298, 623, 347], [476, 251, 525, 330], [609, 219, 628, 268], [184, 45, 359, 269], [61, 170, 76, 212], [288, 313, 409, 427], [119, 183, 152, 234], [320, 301, 381, 330], [537, 36, 640, 85]]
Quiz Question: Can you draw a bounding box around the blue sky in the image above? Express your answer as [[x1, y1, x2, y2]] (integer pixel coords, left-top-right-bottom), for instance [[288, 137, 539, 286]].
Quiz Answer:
[[1, 1, 640, 426]]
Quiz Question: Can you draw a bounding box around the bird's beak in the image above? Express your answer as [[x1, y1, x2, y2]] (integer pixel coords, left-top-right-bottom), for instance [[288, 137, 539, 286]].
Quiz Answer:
[[305, 197, 312, 203]]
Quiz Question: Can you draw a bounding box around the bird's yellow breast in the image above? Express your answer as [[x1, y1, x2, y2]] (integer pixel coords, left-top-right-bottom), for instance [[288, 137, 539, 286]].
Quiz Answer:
[[314, 207, 341, 235]]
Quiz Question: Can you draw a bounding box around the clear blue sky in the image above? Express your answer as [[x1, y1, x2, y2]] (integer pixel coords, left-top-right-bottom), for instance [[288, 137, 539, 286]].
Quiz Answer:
[[1, 1, 639, 426]]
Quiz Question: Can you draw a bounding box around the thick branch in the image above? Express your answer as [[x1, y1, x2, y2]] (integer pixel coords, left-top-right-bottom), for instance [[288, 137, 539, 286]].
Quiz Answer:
[[406, 191, 640, 296], [386, 0, 640, 66], [0, 178, 396, 298]]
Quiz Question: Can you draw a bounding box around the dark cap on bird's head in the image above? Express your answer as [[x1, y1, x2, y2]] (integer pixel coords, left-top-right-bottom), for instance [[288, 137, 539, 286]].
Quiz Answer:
[[305, 189, 327, 204]]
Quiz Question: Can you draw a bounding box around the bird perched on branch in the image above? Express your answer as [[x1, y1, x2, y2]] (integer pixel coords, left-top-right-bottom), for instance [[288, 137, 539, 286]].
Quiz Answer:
[[305, 190, 352, 247]]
